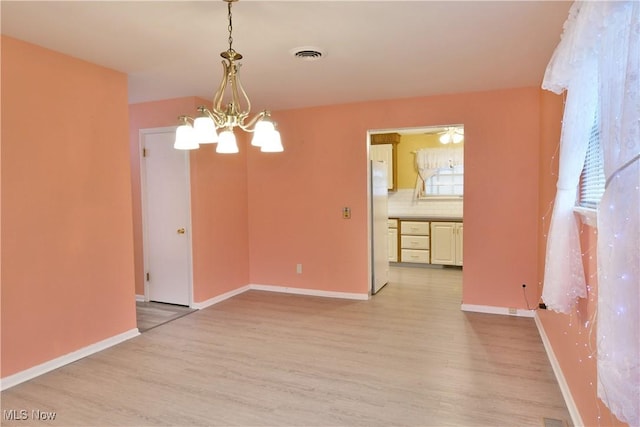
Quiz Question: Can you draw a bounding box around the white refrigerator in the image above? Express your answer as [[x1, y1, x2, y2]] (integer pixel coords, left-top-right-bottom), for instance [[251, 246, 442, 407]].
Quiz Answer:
[[371, 160, 390, 294]]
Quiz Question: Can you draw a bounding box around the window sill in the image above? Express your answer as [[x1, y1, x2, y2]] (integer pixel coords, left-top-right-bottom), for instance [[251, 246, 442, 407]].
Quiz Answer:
[[417, 195, 464, 201], [574, 206, 598, 228]]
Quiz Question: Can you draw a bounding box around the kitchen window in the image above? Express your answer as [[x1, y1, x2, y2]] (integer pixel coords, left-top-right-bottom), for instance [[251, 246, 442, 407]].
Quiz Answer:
[[423, 165, 464, 196]]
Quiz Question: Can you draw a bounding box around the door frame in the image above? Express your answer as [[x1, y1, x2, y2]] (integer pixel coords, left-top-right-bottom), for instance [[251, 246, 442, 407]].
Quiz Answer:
[[139, 126, 195, 307], [366, 125, 465, 291]]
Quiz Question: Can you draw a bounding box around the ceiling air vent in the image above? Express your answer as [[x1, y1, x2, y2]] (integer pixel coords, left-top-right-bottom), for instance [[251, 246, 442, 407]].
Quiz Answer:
[[291, 47, 325, 62]]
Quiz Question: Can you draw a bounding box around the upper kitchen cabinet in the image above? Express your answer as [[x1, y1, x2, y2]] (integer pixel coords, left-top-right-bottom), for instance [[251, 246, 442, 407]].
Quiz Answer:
[[370, 133, 400, 191]]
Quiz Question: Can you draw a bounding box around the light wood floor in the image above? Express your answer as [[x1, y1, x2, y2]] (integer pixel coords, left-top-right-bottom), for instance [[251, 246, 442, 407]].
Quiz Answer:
[[136, 301, 195, 332], [1, 266, 571, 426]]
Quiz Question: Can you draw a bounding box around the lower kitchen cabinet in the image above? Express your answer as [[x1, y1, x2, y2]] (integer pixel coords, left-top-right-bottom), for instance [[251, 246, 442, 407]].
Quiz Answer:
[[388, 219, 398, 262], [430, 222, 463, 266], [455, 223, 463, 265], [400, 220, 430, 264]]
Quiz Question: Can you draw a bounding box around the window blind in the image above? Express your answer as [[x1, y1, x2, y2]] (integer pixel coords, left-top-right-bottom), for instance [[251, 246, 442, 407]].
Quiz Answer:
[[579, 118, 605, 209]]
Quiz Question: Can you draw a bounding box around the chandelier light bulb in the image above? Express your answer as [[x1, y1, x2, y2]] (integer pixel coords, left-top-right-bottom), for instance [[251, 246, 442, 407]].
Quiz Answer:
[[193, 116, 218, 144], [261, 129, 284, 153], [216, 129, 239, 153], [174, 123, 199, 150], [252, 118, 276, 147]]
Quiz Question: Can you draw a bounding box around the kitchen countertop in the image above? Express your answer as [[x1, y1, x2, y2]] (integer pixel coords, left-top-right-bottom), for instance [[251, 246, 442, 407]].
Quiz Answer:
[[389, 216, 463, 222]]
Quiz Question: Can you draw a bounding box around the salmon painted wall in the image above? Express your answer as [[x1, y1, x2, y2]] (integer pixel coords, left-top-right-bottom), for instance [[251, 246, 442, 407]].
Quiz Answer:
[[189, 133, 250, 302], [129, 99, 250, 303], [248, 87, 541, 304], [537, 91, 627, 426], [1, 37, 135, 377]]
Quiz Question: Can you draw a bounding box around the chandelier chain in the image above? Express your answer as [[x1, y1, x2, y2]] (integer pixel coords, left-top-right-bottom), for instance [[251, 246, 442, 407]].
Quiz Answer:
[[227, 1, 234, 53]]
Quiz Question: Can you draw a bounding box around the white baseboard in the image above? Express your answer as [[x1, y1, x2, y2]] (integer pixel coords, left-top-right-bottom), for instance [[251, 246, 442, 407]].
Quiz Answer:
[[135, 294, 145, 302], [535, 313, 584, 427], [460, 303, 535, 318], [191, 285, 251, 310], [250, 284, 369, 301], [191, 283, 369, 310], [0, 328, 140, 391]]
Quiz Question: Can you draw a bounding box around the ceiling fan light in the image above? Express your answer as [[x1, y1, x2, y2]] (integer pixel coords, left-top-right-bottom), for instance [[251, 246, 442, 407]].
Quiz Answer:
[[439, 133, 452, 144], [193, 116, 218, 144], [174, 124, 199, 150], [453, 133, 464, 144], [216, 129, 239, 153]]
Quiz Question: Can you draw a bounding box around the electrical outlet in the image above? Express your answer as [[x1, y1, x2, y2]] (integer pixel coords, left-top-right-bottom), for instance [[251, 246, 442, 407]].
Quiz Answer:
[[508, 307, 517, 315], [296, 263, 303, 274], [342, 207, 351, 219]]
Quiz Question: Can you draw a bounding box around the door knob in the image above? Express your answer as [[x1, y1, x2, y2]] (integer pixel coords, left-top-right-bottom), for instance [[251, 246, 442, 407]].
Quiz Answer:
[[177, 228, 185, 234]]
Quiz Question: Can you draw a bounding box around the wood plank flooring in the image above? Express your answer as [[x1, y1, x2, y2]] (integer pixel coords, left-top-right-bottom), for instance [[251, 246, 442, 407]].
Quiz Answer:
[[136, 301, 196, 332], [1, 266, 571, 426]]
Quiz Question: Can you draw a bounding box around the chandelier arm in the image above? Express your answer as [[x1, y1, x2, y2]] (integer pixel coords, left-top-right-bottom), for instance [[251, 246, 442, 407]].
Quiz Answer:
[[230, 62, 251, 117], [198, 106, 226, 128], [213, 60, 230, 114], [238, 110, 268, 132]]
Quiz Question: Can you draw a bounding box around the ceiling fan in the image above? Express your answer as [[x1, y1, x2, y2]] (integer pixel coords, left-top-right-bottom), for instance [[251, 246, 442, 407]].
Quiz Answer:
[[438, 127, 464, 144]]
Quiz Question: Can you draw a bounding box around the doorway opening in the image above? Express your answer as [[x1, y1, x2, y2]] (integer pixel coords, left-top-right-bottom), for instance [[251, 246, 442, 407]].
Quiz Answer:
[[367, 125, 464, 297]]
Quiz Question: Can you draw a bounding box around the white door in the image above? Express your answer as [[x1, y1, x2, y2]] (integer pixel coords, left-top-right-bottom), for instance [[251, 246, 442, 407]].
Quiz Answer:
[[141, 129, 192, 306], [371, 160, 389, 294]]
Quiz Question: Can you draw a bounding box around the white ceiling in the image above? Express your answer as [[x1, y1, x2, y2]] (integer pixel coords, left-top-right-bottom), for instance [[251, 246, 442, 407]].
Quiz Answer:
[[1, 1, 572, 112]]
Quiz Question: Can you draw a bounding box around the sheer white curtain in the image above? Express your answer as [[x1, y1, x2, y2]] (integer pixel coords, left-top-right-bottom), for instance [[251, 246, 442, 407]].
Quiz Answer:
[[414, 146, 463, 198], [543, 2, 639, 425], [541, 2, 598, 314], [596, 3, 639, 425]]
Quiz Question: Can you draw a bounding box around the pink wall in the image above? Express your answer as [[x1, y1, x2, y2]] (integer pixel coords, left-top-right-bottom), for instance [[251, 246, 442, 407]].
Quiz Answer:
[[248, 88, 542, 303], [129, 99, 250, 303], [537, 92, 627, 426], [538, 229, 626, 427], [1, 37, 136, 377], [189, 133, 250, 301]]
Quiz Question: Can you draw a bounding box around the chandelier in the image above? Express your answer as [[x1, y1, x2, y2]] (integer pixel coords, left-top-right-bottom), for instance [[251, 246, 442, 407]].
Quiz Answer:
[[174, 0, 283, 153]]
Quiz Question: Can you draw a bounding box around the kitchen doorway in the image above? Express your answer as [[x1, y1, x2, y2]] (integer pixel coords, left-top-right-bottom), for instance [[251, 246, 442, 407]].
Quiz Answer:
[[367, 125, 464, 294]]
